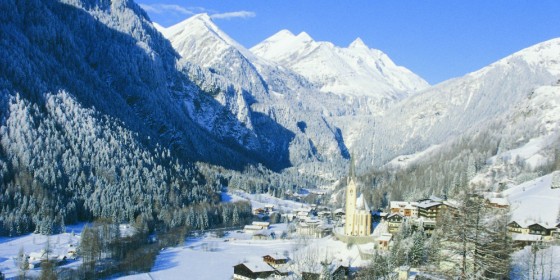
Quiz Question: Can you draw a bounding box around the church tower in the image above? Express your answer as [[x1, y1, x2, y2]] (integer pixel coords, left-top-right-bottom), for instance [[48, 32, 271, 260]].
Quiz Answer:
[[345, 156, 357, 235], [344, 155, 372, 236]]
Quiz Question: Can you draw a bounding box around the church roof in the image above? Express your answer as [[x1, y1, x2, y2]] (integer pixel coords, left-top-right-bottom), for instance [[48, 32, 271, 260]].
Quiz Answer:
[[356, 193, 370, 212]]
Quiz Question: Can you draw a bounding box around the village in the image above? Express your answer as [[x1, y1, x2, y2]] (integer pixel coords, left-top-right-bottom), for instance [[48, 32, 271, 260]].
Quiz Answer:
[[1, 171, 559, 279], [230, 170, 560, 280]]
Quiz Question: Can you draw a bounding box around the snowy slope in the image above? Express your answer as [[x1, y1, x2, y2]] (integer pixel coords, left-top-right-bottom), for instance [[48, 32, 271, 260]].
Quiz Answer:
[[356, 38, 560, 166], [251, 30, 429, 99], [502, 173, 560, 227]]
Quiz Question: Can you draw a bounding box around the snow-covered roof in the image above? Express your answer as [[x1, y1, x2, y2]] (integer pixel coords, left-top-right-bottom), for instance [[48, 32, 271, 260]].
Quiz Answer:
[[509, 220, 530, 228], [443, 200, 459, 208], [488, 197, 509, 206], [417, 201, 442, 209], [244, 225, 263, 230], [377, 234, 392, 242], [303, 261, 348, 275], [356, 193, 370, 211], [263, 253, 288, 261], [252, 221, 270, 227], [390, 201, 418, 209], [387, 213, 403, 219], [528, 222, 558, 230], [239, 261, 275, 273], [119, 224, 138, 238]]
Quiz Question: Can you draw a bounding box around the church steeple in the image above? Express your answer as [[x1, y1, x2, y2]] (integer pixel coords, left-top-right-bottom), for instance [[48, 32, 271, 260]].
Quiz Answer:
[[348, 153, 356, 183]]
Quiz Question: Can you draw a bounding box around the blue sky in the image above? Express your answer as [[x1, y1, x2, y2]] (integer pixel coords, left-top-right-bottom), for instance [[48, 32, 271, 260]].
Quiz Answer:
[[137, 1, 560, 84]]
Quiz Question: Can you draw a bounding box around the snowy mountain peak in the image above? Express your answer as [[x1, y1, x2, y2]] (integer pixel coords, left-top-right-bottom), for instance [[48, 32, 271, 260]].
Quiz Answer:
[[296, 31, 314, 42], [268, 29, 296, 41], [191, 12, 212, 22], [162, 13, 256, 65], [348, 37, 368, 49], [251, 30, 429, 99]]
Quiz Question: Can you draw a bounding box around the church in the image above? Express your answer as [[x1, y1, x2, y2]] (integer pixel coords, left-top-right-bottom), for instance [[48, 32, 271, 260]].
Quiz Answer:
[[344, 157, 372, 236]]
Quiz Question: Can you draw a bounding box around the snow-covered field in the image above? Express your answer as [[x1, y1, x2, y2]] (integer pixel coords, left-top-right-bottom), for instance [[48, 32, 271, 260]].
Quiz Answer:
[[118, 191, 369, 280], [121, 224, 294, 280], [118, 222, 367, 280], [0, 224, 84, 279], [503, 172, 560, 227]]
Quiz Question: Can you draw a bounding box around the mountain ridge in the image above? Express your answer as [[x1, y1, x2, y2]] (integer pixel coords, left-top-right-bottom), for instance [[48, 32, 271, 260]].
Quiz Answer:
[[250, 28, 429, 100]]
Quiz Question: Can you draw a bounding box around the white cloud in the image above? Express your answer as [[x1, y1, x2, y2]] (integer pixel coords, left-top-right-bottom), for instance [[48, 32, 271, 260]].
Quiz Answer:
[[140, 3, 256, 21], [210, 11, 256, 20], [139, 4, 194, 15]]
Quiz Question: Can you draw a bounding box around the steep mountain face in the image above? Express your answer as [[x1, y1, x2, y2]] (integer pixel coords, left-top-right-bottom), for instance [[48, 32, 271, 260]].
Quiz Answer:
[[0, 0, 268, 170], [0, 0, 279, 234], [349, 39, 560, 204], [159, 14, 367, 175], [368, 38, 560, 163], [251, 30, 429, 102]]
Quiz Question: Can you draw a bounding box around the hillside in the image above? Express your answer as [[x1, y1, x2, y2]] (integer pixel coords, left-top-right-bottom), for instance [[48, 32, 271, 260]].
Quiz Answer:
[[0, 0, 263, 235]]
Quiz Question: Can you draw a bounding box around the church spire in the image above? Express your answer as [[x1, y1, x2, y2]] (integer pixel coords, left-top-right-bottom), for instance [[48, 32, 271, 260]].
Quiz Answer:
[[349, 152, 356, 180]]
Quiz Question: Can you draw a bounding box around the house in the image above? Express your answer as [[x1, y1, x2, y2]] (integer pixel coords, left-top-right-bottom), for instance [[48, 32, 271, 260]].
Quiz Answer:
[[253, 208, 266, 215], [302, 262, 349, 280], [282, 213, 296, 222], [252, 230, 271, 240], [315, 224, 333, 238], [297, 220, 320, 236], [387, 213, 404, 234], [486, 197, 509, 209], [528, 223, 555, 236], [379, 212, 388, 221], [507, 221, 529, 235], [333, 209, 345, 220], [264, 204, 275, 212], [263, 253, 289, 267], [233, 261, 276, 280], [390, 201, 418, 218], [376, 233, 392, 250], [244, 225, 263, 234], [252, 221, 270, 230], [416, 201, 443, 221], [417, 218, 436, 232], [317, 211, 331, 219], [554, 223, 560, 238]]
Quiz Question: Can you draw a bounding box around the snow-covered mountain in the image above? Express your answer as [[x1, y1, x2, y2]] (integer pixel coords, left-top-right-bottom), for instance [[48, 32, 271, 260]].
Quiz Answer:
[[2, 0, 559, 238], [159, 14, 375, 175], [158, 13, 560, 184], [251, 30, 429, 100], [0, 0, 249, 235], [351, 38, 560, 168]]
